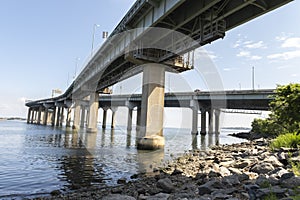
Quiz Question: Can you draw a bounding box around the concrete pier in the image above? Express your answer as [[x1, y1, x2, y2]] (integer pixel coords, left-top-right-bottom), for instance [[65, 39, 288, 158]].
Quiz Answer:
[[190, 100, 199, 135], [66, 108, 72, 127], [208, 109, 214, 134], [127, 108, 133, 131], [200, 108, 207, 135], [137, 64, 165, 150], [102, 109, 107, 129], [80, 106, 86, 128], [111, 108, 117, 129], [87, 93, 99, 133], [72, 102, 80, 130], [43, 108, 48, 125], [27, 108, 32, 123], [136, 107, 141, 131], [51, 107, 56, 126]]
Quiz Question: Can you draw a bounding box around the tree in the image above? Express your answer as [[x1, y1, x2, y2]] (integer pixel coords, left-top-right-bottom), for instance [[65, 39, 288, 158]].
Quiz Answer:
[[251, 83, 300, 135]]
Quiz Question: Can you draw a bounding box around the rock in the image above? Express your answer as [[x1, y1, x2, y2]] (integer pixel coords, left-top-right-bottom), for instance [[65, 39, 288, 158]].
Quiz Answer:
[[143, 193, 170, 200], [219, 166, 231, 177], [264, 155, 284, 167], [50, 190, 61, 196], [237, 173, 250, 182], [198, 180, 223, 195], [250, 162, 275, 174], [280, 172, 295, 181], [256, 186, 288, 199], [157, 178, 174, 193], [117, 178, 127, 184], [223, 174, 240, 186], [281, 176, 300, 189], [228, 167, 242, 175], [102, 194, 136, 200], [233, 160, 251, 169]]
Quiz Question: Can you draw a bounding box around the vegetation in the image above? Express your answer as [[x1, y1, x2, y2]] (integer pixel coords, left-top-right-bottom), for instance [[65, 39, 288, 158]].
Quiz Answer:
[[251, 83, 300, 138], [270, 133, 300, 149]]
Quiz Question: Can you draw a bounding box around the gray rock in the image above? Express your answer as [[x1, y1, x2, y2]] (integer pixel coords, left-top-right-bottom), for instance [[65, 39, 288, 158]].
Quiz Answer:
[[250, 162, 275, 174], [102, 194, 136, 200], [157, 178, 174, 193], [198, 180, 223, 195], [143, 192, 170, 200], [280, 172, 295, 181], [281, 176, 300, 188], [264, 155, 284, 167], [256, 186, 288, 199], [223, 174, 240, 186], [228, 167, 242, 175]]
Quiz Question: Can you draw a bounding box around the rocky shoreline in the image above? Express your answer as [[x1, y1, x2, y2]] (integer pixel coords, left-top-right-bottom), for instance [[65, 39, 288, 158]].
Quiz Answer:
[[32, 139, 300, 200]]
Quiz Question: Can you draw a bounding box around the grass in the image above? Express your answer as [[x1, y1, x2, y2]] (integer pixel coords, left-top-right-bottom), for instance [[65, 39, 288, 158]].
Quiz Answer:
[[263, 192, 278, 200], [291, 161, 300, 176], [270, 133, 300, 149]]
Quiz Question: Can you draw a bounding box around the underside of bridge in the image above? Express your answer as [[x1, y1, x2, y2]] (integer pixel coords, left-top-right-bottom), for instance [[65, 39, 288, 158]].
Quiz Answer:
[[26, 0, 292, 150]]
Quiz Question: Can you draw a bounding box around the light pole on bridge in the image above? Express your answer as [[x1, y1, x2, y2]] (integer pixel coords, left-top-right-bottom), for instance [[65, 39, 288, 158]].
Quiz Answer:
[[91, 24, 100, 57]]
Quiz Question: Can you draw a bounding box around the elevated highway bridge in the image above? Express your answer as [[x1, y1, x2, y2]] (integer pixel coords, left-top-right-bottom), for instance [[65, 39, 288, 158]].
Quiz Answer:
[[26, 0, 292, 149]]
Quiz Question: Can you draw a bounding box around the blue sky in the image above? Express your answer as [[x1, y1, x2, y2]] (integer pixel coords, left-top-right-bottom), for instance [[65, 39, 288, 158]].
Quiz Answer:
[[0, 0, 299, 117]]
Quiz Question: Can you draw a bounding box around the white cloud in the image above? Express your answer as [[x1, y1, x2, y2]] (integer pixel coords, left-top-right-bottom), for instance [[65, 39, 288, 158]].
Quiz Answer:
[[267, 50, 300, 60], [275, 32, 293, 41], [194, 48, 217, 60], [237, 51, 251, 57], [245, 41, 266, 49], [281, 37, 300, 48], [250, 55, 262, 60], [223, 67, 238, 71], [237, 51, 262, 60]]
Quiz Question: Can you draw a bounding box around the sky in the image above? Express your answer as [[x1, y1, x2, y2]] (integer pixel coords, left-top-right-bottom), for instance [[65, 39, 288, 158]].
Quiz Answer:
[[0, 0, 299, 118]]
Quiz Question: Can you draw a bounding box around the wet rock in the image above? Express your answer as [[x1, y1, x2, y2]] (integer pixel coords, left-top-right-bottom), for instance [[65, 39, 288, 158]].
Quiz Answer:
[[141, 192, 170, 200], [50, 190, 61, 196], [250, 162, 275, 174], [156, 178, 174, 193], [281, 176, 300, 188], [117, 177, 127, 184], [102, 194, 136, 200]]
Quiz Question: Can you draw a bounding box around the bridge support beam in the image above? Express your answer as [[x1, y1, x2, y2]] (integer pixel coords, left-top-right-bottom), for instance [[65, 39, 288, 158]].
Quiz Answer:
[[30, 109, 35, 124], [27, 108, 32, 123], [51, 107, 56, 126], [137, 64, 165, 150], [111, 108, 117, 129], [102, 109, 107, 129], [190, 100, 199, 135], [200, 108, 206, 135], [80, 106, 86, 128], [208, 109, 214, 134], [136, 107, 141, 131], [127, 108, 133, 131], [43, 108, 48, 125], [87, 92, 99, 133], [72, 102, 80, 130], [56, 107, 61, 127], [215, 109, 221, 134], [66, 107, 72, 127], [37, 106, 42, 125]]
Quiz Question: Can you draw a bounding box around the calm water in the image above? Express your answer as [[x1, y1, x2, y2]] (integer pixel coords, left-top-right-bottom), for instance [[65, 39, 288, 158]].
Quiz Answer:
[[0, 120, 247, 199]]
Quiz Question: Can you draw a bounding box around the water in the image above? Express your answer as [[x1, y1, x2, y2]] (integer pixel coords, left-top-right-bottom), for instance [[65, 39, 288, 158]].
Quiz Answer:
[[0, 120, 247, 199]]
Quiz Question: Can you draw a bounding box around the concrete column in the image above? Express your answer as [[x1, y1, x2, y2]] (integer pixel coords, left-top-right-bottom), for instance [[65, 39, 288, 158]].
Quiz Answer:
[[102, 109, 107, 129], [66, 107, 72, 127], [215, 109, 221, 134], [43, 108, 48, 125], [136, 107, 141, 131], [47, 112, 52, 124], [200, 108, 206, 135], [51, 107, 56, 126], [190, 100, 199, 135], [137, 63, 165, 150], [56, 107, 61, 127], [127, 108, 133, 131], [87, 92, 99, 133], [37, 107, 42, 125], [111, 108, 117, 129], [59, 107, 64, 126], [72, 102, 81, 130], [27, 108, 32, 123], [80, 106, 86, 128], [208, 109, 214, 134], [30, 109, 35, 124]]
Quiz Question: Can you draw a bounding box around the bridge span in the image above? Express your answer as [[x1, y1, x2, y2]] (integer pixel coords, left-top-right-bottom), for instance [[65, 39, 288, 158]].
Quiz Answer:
[[26, 89, 274, 147], [26, 0, 291, 149]]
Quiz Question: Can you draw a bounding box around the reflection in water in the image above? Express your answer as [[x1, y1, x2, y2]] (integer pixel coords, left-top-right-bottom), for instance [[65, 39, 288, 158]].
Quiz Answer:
[[137, 149, 164, 174], [126, 131, 132, 147]]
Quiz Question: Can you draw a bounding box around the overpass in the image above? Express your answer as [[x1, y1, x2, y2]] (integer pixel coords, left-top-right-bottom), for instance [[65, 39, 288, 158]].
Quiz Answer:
[[26, 0, 292, 149], [26, 89, 274, 145]]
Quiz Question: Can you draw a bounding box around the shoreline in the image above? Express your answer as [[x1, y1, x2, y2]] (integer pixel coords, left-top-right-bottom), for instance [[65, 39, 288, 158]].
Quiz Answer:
[[31, 138, 300, 200]]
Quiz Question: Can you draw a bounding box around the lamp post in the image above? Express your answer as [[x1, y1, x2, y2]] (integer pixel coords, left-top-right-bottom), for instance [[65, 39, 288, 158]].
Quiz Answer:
[[91, 24, 100, 57]]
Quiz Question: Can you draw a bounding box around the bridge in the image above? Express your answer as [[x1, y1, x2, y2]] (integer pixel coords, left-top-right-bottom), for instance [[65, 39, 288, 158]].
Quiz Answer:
[[25, 0, 291, 149]]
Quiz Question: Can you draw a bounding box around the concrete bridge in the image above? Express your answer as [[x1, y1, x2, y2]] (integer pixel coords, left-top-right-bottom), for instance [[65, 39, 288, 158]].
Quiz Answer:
[[26, 0, 291, 149], [26, 89, 274, 147]]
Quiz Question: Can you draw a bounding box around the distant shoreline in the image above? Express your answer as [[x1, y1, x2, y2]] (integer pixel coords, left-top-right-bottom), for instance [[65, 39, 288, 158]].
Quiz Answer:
[[0, 117, 26, 121]]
